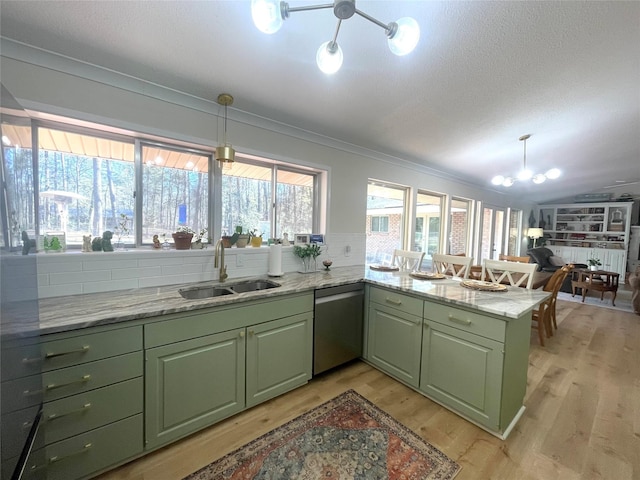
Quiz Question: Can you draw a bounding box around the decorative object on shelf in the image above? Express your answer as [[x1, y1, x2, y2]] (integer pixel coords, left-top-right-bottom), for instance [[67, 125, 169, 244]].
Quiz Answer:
[[322, 259, 333, 271], [21, 231, 36, 255], [491, 134, 561, 187], [152, 235, 161, 249], [214, 93, 235, 167], [230, 226, 250, 248], [527, 227, 544, 248], [101, 231, 114, 252], [172, 227, 194, 250], [82, 234, 92, 252], [249, 229, 263, 247], [587, 257, 602, 271], [281, 232, 291, 246], [293, 243, 322, 273], [43, 231, 66, 253], [191, 228, 208, 249], [251, 0, 420, 74]]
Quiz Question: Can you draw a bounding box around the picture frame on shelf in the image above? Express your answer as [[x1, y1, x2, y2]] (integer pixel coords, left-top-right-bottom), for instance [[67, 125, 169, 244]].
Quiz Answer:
[[294, 234, 310, 245]]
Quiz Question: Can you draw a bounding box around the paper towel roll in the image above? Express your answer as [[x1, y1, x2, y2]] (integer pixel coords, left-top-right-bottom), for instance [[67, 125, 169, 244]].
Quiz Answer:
[[268, 244, 283, 276]]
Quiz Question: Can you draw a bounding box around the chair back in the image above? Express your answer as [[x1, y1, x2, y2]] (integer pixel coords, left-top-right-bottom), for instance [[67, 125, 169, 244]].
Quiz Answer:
[[482, 259, 538, 289], [499, 254, 531, 263], [391, 249, 425, 271], [432, 253, 474, 279]]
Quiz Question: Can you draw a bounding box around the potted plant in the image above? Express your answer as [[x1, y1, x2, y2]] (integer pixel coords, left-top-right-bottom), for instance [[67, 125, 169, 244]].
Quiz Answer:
[[587, 257, 601, 271], [191, 228, 208, 249], [172, 226, 194, 250], [233, 226, 250, 248], [293, 243, 322, 273], [249, 229, 263, 247]]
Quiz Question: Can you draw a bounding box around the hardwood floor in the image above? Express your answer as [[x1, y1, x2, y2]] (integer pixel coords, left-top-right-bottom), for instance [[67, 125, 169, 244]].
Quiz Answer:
[[96, 300, 639, 480]]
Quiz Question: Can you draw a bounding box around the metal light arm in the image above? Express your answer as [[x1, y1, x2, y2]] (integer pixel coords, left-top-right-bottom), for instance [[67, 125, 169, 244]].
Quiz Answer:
[[355, 8, 396, 37], [283, 2, 334, 18]]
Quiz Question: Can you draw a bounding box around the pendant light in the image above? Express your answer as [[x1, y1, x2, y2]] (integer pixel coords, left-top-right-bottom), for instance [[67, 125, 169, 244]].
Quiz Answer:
[[215, 93, 235, 166], [491, 134, 561, 187]]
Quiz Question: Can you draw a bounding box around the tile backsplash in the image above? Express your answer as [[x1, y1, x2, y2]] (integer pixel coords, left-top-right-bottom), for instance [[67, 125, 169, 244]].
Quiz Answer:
[[35, 233, 365, 298]]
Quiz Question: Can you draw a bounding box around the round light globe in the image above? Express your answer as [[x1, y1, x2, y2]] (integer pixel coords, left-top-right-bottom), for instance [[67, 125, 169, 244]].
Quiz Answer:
[[251, 0, 283, 34], [388, 17, 420, 56], [316, 41, 343, 74]]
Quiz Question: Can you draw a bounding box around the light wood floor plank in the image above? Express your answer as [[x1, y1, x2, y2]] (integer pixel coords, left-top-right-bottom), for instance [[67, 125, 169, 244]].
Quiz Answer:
[[95, 299, 640, 480]]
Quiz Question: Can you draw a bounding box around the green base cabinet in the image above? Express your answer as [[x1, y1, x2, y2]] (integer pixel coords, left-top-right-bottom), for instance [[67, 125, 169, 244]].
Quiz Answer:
[[420, 320, 504, 430], [366, 287, 423, 388], [145, 328, 246, 450], [246, 312, 313, 408]]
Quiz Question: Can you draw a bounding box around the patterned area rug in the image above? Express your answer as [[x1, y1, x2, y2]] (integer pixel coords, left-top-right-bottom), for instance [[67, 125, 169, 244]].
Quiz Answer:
[[184, 389, 461, 480]]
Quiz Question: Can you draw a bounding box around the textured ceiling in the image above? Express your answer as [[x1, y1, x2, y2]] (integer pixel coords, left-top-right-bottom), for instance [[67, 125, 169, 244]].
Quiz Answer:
[[1, 0, 639, 203]]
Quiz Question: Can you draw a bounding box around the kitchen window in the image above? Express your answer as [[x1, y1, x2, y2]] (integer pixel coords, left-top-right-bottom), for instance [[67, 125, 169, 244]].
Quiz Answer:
[[415, 190, 445, 269], [449, 196, 473, 255], [366, 181, 408, 264]]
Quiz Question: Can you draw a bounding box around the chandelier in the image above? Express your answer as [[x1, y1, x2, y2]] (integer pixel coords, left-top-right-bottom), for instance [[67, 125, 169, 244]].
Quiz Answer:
[[491, 134, 561, 187], [251, 0, 420, 74]]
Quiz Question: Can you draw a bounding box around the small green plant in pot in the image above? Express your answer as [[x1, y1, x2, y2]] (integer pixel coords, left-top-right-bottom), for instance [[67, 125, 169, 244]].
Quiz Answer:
[[173, 226, 194, 250], [293, 243, 322, 273], [249, 229, 263, 247], [587, 258, 601, 271]]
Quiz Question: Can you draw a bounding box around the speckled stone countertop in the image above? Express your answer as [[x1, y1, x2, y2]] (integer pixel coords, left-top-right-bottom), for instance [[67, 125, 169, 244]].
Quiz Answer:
[[37, 265, 550, 335]]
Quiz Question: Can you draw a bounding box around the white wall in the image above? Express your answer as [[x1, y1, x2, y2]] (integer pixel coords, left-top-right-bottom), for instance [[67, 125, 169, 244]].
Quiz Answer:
[[1, 40, 535, 297]]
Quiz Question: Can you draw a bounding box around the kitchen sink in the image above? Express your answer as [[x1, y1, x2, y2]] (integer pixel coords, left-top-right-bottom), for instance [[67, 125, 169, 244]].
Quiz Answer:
[[179, 286, 234, 299], [228, 279, 281, 293]]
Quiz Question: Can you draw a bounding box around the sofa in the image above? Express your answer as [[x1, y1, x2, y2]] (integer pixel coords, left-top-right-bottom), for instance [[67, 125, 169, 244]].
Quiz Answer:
[[526, 247, 587, 293]]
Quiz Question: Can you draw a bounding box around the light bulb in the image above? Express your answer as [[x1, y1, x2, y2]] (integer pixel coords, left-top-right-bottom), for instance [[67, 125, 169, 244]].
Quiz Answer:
[[388, 17, 420, 56], [502, 177, 515, 187], [491, 175, 505, 186], [316, 41, 343, 74], [545, 168, 561, 179], [517, 169, 532, 181], [251, 0, 283, 34], [532, 174, 546, 184]]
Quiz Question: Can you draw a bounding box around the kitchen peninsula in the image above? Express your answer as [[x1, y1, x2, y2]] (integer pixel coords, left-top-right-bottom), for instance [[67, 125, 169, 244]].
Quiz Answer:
[[28, 266, 548, 480]]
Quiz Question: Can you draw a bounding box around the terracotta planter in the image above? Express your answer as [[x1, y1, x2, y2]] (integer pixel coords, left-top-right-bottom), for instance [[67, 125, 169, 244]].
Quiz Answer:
[[221, 236, 233, 248], [172, 232, 193, 250]]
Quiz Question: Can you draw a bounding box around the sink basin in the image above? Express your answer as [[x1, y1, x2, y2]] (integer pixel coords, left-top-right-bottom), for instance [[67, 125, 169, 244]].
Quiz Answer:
[[179, 286, 234, 299], [228, 279, 281, 293]]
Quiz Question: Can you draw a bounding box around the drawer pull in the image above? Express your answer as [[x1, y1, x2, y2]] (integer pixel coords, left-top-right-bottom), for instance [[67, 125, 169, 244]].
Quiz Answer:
[[47, 403, 92, 421], [239, 331, 245, 338], [49, 443, 92, 464], [45, 345, 90, 359], [46, 374, 91, 391], [385, 297, 402, 306], [448, 314, 472, 326]]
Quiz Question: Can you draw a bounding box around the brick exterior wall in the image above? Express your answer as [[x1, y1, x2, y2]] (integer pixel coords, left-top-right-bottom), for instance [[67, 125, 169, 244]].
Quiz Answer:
[[449, 211, 468, 254], [366, 214, 402, 262]]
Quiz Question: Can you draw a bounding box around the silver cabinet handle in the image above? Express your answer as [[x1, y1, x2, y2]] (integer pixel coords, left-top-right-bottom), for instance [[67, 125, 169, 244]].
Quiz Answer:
[[385, 297, 402, 305], [448, 314, 472, 326], [49, 443, 92, 463], [46, 374, 91, 391], [47, 403, 92, 421], [45, 345, 90, 359], [239, 331, 245, 338]]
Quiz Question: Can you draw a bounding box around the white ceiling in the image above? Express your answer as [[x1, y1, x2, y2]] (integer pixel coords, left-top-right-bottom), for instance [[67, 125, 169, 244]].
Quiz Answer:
[[1, 0, 639, 204]]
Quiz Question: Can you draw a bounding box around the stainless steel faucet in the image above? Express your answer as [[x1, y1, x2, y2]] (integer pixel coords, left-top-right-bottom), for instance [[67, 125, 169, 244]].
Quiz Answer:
[[214, 239, 228, 282]]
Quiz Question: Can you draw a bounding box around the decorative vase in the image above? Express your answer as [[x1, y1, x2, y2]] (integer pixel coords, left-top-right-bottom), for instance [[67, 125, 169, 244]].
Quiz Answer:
[[299, 257, 317, 273], [589, 265, 598, 271], [191, 240, 204, 249], [172, 232, 193, 250], [250, 236, 263, 247]]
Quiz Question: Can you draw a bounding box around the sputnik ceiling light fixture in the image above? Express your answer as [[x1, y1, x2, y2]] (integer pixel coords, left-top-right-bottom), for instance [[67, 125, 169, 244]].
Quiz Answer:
[[251, 0, 420, 74], [491, 134, 561, 187], [214, 93, 235, 167]]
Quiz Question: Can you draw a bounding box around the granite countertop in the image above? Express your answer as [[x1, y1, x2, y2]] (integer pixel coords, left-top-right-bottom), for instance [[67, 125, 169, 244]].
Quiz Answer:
[[37, 265, 550, 335]]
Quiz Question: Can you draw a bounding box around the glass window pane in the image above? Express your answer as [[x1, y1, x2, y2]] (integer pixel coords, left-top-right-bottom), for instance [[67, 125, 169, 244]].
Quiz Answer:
[[276, 168, 314, 239], [415, 191, 444, 270], [508, 209, 521, 255], [366, 182, 407, 264], [142, 144, 209, 244], [1, 119, 34, 248], [38, 127, 135, 246], [449, 197, 471, 255], [222, 161, 272, 239]]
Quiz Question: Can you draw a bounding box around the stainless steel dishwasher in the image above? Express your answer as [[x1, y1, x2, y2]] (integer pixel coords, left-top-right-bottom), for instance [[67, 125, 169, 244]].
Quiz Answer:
[[313, 283, 364, 375]]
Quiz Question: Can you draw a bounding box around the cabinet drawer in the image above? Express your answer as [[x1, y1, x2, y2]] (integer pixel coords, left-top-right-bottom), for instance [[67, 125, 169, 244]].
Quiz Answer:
[[424, 301, 506, 342], [43, 351, 142, 403], [43, 377, 143, 444], [368, 286, 423, 317], [26, 414, 143, 480], [41, 326, 142, 372], [145, 293, 313, 348]]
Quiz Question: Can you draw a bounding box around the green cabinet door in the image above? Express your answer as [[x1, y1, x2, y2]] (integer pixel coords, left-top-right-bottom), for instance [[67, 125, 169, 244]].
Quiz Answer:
[[246, 312, 312, 408], [145, 328, 245, 449], [367, 303, 423, 388], [420, 320, 504, 430]]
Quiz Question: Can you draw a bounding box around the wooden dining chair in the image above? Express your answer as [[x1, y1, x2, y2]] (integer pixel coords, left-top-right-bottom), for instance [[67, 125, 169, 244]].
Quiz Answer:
[[482, 259, 538, 289], [432, 253, 474, 279], [499, 254, 531, 264], [531, 264, 572, 345], [391, 249, 425, 271]]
